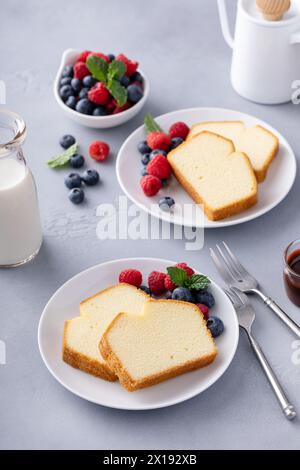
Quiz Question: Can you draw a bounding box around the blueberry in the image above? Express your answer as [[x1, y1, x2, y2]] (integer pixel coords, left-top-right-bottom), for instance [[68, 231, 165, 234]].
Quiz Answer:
[[93, 106, 108, 116], [127, 84, 143, 103], [76, 98, 94, 115], [195, 290, 215, 308], [83, 75, 97, 88], [60, 134, 76, 149], [138, 140, 151, 155], [64, 173, 82, 189], [172, 287, 194, 303], [107, 53, 115, 62], [140, 285, 151, 295], [170, 137, 183, 150], [69, 188, 84, 205], [159, 196, 175, 212], [65, 96, 77, 110], [70, 153, 85, 169], [61, 65, 73, 78], [130, 71, 143, 83], [161, 178, 169, 188], [79, 87, 89, 99], [120, 76, 130, 87], [207, 317, 224, 338], [141, 166, 148, 176], [150, 149, 167, 159], [60, 77, 72, 86], [165, 291, 172, 299], [82, 169, 99, 186], [141, 153, 150, 165], [60, 85, 74, 101], [71, 78, 82, 93]]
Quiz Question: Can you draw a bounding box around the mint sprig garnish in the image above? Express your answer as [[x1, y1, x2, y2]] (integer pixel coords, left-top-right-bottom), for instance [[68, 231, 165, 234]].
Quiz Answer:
[[86, 55, 127, 106], [167, 267, 210, 291], [47, 143, 78, 168], [144, 113, 163, 134]]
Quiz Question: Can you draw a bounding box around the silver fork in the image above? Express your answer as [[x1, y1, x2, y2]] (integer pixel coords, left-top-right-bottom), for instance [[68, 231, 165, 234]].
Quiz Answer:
[[211, 241, 300, 339], [225, 287, 296, 420]]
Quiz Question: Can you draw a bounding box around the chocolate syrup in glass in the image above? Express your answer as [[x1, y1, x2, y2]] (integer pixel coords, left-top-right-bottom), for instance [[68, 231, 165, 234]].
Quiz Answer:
[[284, 249, 300, 306]]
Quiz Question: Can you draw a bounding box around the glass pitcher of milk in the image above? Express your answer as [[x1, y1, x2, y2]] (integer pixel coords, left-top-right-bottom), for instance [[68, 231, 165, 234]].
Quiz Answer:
[[0, 109, 42, 267]]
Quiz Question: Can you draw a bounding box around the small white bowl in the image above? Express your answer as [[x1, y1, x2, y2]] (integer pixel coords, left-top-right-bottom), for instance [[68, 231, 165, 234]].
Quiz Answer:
[[53, 48, 149, 129]]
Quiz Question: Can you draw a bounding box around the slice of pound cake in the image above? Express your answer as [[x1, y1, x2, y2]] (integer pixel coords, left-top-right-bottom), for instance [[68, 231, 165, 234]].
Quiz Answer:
[[187, 121, 279, 182], [167, 131, 257, 221], [100, 299, 217, 391], [63, 284, 149, 381]]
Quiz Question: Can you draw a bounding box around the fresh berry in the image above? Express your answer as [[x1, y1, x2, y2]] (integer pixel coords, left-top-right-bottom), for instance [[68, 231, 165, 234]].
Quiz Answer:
[[207, 317, 224, 338], [106, 100, 116, 114], [74, 61, 90, 80], [82, 169, 100, 186], [89, 52, 109, 63], [131, 80, 143, 90], [195, 290, 215, 308], [60, 134, 76, 149], [119, 269, 142, 287], [113, 102, 131, 114], [70, 153, 85, 168], [127, 84, 143, 103], [148, 271, 166, 295], [116, 53, 138, 77], [60, 85, 74, 101], [147, 155, 172, 179], [150, 149, 167, 159], [130, 71, 143, 83], [107, 53, 115, 62], [79, 87, 89, 99], [65, 96, 77, 109], [165, 291, 173, 299], [89, 141, 110, 162], [82, 75, 97, 88], [169, 121, 190, 140], [147, 132, 171, 151], [176, 263, 194, 277], [93, 106, 108, 116], [169, 137, 183, 150], [88, 82, 110, 105], [140, 175, 162, 196], [69, 187, 84, 205], [138, 140, 151, 155], [61, 65, 73, 78], [120, 76, 130, 87], [77, 50, 92, 63], [159, 196, 175, 212], [141, 153, 150, 165], [76, 98, 94, 115], [140, 285, 151, 295], [141, 166, 148, 176], [71, 78, 82, 93], [60, 77, 72, 86], [172, 287, 194, 303], [196, 303, 209, 321], [64, 173, 82, 189], [164, 275, 177, 292]]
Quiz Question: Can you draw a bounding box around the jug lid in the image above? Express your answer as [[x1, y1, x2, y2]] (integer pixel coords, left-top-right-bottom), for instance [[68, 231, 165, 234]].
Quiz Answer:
[[240, 0, 300, 26]]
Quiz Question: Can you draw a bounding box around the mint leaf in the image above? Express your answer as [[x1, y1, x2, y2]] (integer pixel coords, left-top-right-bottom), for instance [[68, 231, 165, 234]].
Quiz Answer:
[[107, 78, 127, 106], [108, 60, 126, 81], [144, 113, 163, 134], [86, 55, 108, 83], [187, 274, 211, 291], [167, 267, 189, 287], [47, 143, 78, 168]]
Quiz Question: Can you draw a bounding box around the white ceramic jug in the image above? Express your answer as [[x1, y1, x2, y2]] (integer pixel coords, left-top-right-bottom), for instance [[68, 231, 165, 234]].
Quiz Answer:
[[217, 0, 300, 104]]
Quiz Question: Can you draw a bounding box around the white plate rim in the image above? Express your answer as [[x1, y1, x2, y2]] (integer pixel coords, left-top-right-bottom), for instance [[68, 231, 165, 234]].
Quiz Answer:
[[116, 107, 297, 228], [38, 257, 239, 410]]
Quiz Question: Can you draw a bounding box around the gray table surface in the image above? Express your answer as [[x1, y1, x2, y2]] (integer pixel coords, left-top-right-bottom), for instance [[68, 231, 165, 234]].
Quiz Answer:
[[1, 0, 300, 450]]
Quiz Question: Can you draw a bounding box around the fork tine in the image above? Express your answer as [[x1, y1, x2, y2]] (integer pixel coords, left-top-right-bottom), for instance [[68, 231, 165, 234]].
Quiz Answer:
[[216, 244, 241, 281], [224, 288, 240, 307], [222, 241, 248, 277], [210, 248, 235, 284], [231, 286, 247, 305]]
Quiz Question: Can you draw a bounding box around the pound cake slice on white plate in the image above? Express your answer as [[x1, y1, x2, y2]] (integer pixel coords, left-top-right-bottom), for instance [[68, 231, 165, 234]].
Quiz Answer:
[[187, 121, 279, 182], [100, 299, 217, 392], [63, 284, 149, 381], [167, 131, 257, 221]]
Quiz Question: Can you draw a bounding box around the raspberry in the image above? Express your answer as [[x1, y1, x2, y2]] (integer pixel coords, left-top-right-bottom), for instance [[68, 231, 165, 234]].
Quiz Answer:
[[119, 269, 142, 287], [164, 275, 176, 292], [148, 271, 166, 296], [113, 101, 131, 114], [169, 122, 190, 141], [89, 141, 110, 162], [116, 53, 138, 77], [106, 99, 116, 114], [176, 262, 194, 277], [147, 155, 172, 179], [140, 175, 162, 197], [147, 132, 171, 151], [88, 52, 109, 63], [88, 82, 110, 105], [196, 303, 209, 321], [73, 61, 90, 80], [76, 50, 92, 63]]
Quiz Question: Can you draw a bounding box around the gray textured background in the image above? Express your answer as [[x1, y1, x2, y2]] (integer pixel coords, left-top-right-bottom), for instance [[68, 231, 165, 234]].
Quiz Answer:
[[1, 0, 300, 450]]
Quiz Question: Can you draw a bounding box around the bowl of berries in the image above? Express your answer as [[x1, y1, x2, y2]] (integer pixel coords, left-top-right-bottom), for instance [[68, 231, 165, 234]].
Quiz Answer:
[[54, 49, 149, 128]]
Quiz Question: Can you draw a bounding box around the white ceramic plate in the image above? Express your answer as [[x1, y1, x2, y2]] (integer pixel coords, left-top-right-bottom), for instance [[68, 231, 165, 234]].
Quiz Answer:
[[38, 258, 239, 410], [116, 108, 297, 228], [54, 49, 150, 128]]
